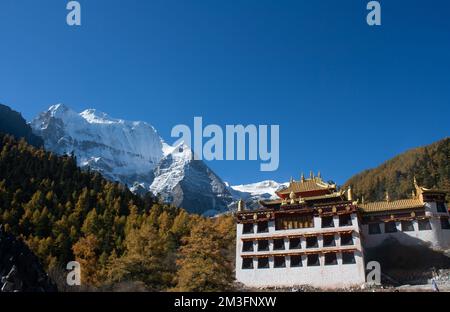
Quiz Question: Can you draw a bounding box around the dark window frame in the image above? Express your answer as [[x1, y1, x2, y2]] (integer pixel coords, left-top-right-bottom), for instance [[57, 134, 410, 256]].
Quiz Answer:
[[323, 235, 336, 247], [306, 236, 319, 248], [385, 221, 398, 233], [257, 240, 269, 251], [257, 221, 269, 233], [418, 219, 432, 231], [401, 220, 415, 232], [440, 218, 450, 230], [321, 216, 335, 228], [436, 202, 447, 213], [307, 254, 320, 266], [242, 258, 254, 269], [290, 255, 303, 267], [242, 241, 254, 252], [243, 223, 254, 234], [289, 237, 302, 250], [339, 214, 352, 227], [324, 253, 338, 266], [273, 238, 285, 250], [342, 252, 356, 265], [274, 256, 286, 268], [369, 223, 381, 235], [257, 257, 270, 269], [340, 233, 354, 246]]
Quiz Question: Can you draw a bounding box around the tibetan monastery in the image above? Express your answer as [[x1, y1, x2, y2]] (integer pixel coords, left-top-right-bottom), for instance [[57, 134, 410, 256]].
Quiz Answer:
[[235, 173, 450, 288]]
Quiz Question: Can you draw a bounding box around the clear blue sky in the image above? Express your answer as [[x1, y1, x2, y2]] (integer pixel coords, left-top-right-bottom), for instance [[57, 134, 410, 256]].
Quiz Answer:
[[0, 0, 449, 185]]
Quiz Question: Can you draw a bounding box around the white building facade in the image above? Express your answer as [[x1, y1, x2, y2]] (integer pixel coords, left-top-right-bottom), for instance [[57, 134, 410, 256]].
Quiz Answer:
[[235, 175, 450, 289]]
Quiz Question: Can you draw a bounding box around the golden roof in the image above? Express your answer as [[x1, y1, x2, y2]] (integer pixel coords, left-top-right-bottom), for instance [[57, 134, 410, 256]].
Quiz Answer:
[[359, 198, 424, 213], [277, 177, 336, 195]]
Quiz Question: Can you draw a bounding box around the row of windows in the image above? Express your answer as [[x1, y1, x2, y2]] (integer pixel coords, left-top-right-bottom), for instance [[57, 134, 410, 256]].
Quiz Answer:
[[368, 218, 450, 235], [242, 215, 353, 234], [242, 234, 354, 252], [242, 252, 356, 269]]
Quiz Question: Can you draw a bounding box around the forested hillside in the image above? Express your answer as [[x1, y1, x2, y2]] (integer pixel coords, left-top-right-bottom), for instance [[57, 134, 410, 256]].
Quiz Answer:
[[344, 138, 450, 201], [0, 134, 235, 291], [0, 104, 43, 147]]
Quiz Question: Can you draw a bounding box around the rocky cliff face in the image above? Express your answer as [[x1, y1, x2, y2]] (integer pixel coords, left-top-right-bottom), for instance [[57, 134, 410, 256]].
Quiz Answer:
[[0, 225, 57, 292]]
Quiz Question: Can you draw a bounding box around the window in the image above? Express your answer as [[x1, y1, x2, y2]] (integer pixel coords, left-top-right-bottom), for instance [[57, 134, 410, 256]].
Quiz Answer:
[[242, 241, 254, 252], [340, 233, 354, 246], [342, 252, 356, 264], [243, 223, 254, 234], [339, 214, 352, 227], [306, 236, 318, 248], [385, 221, 398, 233], [257, 221, 269, 233], [440, 218, 450, 230], [307, 254, 320, 266], [323, 235, 336, 247], [257, 257, 269, 269], [290, 255, 302, 267], [418, 219, 432, 231], [369, 223, 381, 235], [324, 253, 337, 265], [401, 220, 414, 232], [289, 237, 302, 249], [273, 238, 285, 250], [257, 240, 269, 251], [274, 256, 286, 268], [242, 258, 253, 269], [321, 216, 334, 228], [275, 214, 314, 230], [437, 202, 447, 213]]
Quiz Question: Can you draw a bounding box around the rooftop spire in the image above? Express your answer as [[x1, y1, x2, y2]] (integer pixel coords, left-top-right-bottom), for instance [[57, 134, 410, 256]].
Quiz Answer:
[[347, 186, 353, 201], [301, 172, 305, 182], [309, 170, 313, 179], [385, 191, 390, 202]]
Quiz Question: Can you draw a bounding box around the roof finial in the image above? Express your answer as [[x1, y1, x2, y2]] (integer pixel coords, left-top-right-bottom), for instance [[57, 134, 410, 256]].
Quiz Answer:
[[347, 186, 353, 201], [309, 170, 313, 179], [385, 191, 390, 202], [237, 199, 245, 212], [301, 172, 305, 182], [290, 176, 294, 183], [317, 171, 321, 179], [411, 190, 416, 199], [413, 175, 419, 189], [361, 196, 365, 204]]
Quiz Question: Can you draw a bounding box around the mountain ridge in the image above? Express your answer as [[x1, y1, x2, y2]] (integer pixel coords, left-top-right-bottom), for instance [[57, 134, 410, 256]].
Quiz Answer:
[[31, 104, 232, 215], [0, 103, 44, 147]]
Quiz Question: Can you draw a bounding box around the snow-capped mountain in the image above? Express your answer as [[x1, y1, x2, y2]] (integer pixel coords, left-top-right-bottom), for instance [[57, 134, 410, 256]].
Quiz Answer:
[[31, 104, 163, 186], [227, 180, 288, 209], [31, 104, 232, 215], [151, 142, 232, 216]]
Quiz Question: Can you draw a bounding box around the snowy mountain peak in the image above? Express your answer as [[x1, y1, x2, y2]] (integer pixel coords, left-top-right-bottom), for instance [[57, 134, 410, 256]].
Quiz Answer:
[[227, 180, 288, 209], [31, 104, 164, 185], [46, 103, 78, 120], [31, 104, 233, 215]]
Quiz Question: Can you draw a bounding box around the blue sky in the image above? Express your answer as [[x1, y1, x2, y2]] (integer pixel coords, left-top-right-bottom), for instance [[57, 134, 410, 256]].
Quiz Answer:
[[0, 0, 449, 185]]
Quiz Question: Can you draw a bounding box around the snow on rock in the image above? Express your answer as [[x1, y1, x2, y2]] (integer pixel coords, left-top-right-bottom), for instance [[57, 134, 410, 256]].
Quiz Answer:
[[31, 104, 232, 215], [227, 180, 288, 210]]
